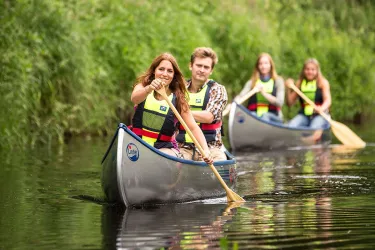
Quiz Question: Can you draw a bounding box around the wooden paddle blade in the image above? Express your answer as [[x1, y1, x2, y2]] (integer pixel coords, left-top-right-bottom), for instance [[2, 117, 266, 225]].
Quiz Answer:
[[208, 164, 245, 202], [227, 190, 245, 202], [330, 120, 366, 148]]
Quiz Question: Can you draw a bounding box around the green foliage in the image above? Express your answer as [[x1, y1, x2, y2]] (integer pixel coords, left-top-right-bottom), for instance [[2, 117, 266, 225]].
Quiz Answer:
[[273, 0, 375, 120], [1, 0, 374, 148]]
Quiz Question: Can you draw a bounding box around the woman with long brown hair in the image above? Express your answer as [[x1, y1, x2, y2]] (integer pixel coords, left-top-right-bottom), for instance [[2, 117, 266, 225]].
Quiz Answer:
[[131, 53, 212, 164], [286, 58, 331, 129], [235, 53, 285, 123]]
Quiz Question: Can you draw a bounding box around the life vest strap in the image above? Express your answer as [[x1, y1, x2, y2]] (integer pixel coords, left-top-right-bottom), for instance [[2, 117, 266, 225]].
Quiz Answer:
[[201, 122, 222, 130], [248, 103, 280, 111], [132, 128, 173, 141], [179, 122, 222, 131]]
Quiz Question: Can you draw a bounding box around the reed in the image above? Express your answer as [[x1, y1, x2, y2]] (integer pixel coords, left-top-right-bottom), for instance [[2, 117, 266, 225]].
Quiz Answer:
[[1, 0, 374, 148]]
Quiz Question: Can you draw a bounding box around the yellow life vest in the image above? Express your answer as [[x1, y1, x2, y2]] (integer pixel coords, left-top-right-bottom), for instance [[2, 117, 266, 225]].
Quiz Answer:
[[176, 80, 222, 143], [300, 79, 317, 116], [247, 78, 279, 116], [132, 91, 177, 148]]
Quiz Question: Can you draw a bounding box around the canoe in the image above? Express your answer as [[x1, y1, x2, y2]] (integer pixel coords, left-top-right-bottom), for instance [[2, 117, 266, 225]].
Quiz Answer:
[[101, 123, 237, 207], [228, 102, 331, 151]]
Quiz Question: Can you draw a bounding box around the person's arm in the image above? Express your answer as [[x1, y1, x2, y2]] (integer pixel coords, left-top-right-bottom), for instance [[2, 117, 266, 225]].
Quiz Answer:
[[131, 78, 165, 104], [315, 79, 331, 113], [273, 77, 285, 107], [191, 110, 214, 124], [285, 78, 299, 106], [181, 109, 213, 164], [234, 80, 252, 101], [192, 84, 228, 123], [131, 84, 152, 105]]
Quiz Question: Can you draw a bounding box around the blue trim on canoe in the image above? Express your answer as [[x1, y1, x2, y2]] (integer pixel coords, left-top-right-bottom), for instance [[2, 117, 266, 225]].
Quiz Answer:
[[102, 123, 236, 166], [235, 102, 331, 131]]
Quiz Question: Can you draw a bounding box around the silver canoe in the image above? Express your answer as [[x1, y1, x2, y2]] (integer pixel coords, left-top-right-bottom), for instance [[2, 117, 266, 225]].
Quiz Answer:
[[228, 102, 331, 151], [101, 123, 237, 207]]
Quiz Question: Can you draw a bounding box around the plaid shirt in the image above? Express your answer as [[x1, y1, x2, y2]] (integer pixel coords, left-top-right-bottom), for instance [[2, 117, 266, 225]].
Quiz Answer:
[[180, 80, 228, 148]]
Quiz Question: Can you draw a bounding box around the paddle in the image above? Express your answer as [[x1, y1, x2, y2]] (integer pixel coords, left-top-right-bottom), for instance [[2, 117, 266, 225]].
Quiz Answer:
[[287, 82, 366, 148], [223, 88, 259, 116], [156, 87, 245, 202]]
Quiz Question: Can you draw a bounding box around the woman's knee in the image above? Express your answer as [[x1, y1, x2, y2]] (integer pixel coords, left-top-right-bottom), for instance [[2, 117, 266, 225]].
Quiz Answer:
[[288, 115, 307, 127], [261, 113, 282, 123], [310, 116, 328, 129]]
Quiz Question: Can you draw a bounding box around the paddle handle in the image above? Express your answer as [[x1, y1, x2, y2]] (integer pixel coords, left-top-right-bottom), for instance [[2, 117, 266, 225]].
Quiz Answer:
[[237, 88, 259, 105], [288, 84, 331, 122], [223, 88, 258, 116]]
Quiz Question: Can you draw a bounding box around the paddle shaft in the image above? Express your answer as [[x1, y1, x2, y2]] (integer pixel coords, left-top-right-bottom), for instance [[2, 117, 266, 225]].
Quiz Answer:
[[237, 88, 259, 105], [155, 88, 244, 202], [288, 84, 331, 121], [223, 88, 258, 116], [161, 96, 232, 190]]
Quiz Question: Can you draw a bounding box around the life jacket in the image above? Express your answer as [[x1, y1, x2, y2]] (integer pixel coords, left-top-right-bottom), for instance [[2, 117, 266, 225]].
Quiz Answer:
[[247, 78, 279, 116], [176, 80, 222, 143], [132, 91, 177, 149], [298, 79, 323, 116]]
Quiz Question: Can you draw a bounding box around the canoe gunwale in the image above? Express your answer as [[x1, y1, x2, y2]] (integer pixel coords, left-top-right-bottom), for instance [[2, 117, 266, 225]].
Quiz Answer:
[[103, 123, 236, 166]]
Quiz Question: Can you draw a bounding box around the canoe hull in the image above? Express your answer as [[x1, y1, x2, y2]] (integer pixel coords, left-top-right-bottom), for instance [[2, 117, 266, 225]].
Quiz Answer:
[[228, 102, 331, 151], [101, 123, 237, 207]]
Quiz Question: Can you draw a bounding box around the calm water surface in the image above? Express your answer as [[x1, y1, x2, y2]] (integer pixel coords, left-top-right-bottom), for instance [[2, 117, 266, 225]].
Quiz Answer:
[[1, 126, 375, 249]]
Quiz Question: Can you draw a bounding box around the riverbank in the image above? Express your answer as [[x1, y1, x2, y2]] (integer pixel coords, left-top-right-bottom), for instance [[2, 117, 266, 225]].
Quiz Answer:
[[1, 0, 374, 148]]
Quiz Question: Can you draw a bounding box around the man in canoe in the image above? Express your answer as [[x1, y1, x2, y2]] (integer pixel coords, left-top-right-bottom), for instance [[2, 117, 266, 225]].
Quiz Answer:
[[131, 52, 213, 164], [176, 47, 228, 161]]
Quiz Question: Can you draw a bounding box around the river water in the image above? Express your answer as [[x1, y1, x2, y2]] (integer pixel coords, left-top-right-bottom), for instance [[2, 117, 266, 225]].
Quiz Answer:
[[1, 125, 375, 249]]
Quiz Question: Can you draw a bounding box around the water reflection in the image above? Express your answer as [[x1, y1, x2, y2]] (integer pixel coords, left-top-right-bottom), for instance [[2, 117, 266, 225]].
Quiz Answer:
[[237, 145, 369, 199], [1, 137, 375, 249], [227, 145, 372, 248], [331, 145, 363, 165], [101, 202, 239, 249], [100, 194, 375, 249]]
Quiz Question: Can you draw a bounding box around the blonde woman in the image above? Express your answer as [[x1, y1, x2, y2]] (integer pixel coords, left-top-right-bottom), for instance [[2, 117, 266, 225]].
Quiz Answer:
[[286, 58, 331, 129], [235, 53, 284, 123]]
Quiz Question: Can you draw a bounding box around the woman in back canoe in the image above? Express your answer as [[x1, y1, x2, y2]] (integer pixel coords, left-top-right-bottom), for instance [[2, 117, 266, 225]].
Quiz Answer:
[[131, 52, 213, 164], [285, 58, 331, 129], [234, 53, 285, 123]]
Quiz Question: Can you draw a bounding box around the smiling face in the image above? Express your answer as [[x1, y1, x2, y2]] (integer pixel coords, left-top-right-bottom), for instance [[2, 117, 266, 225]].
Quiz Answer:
[[304, 62, 318, 81], [257, 55, 271, 76], [189, 57, 213, 83], [154, 60, 174, 86]]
